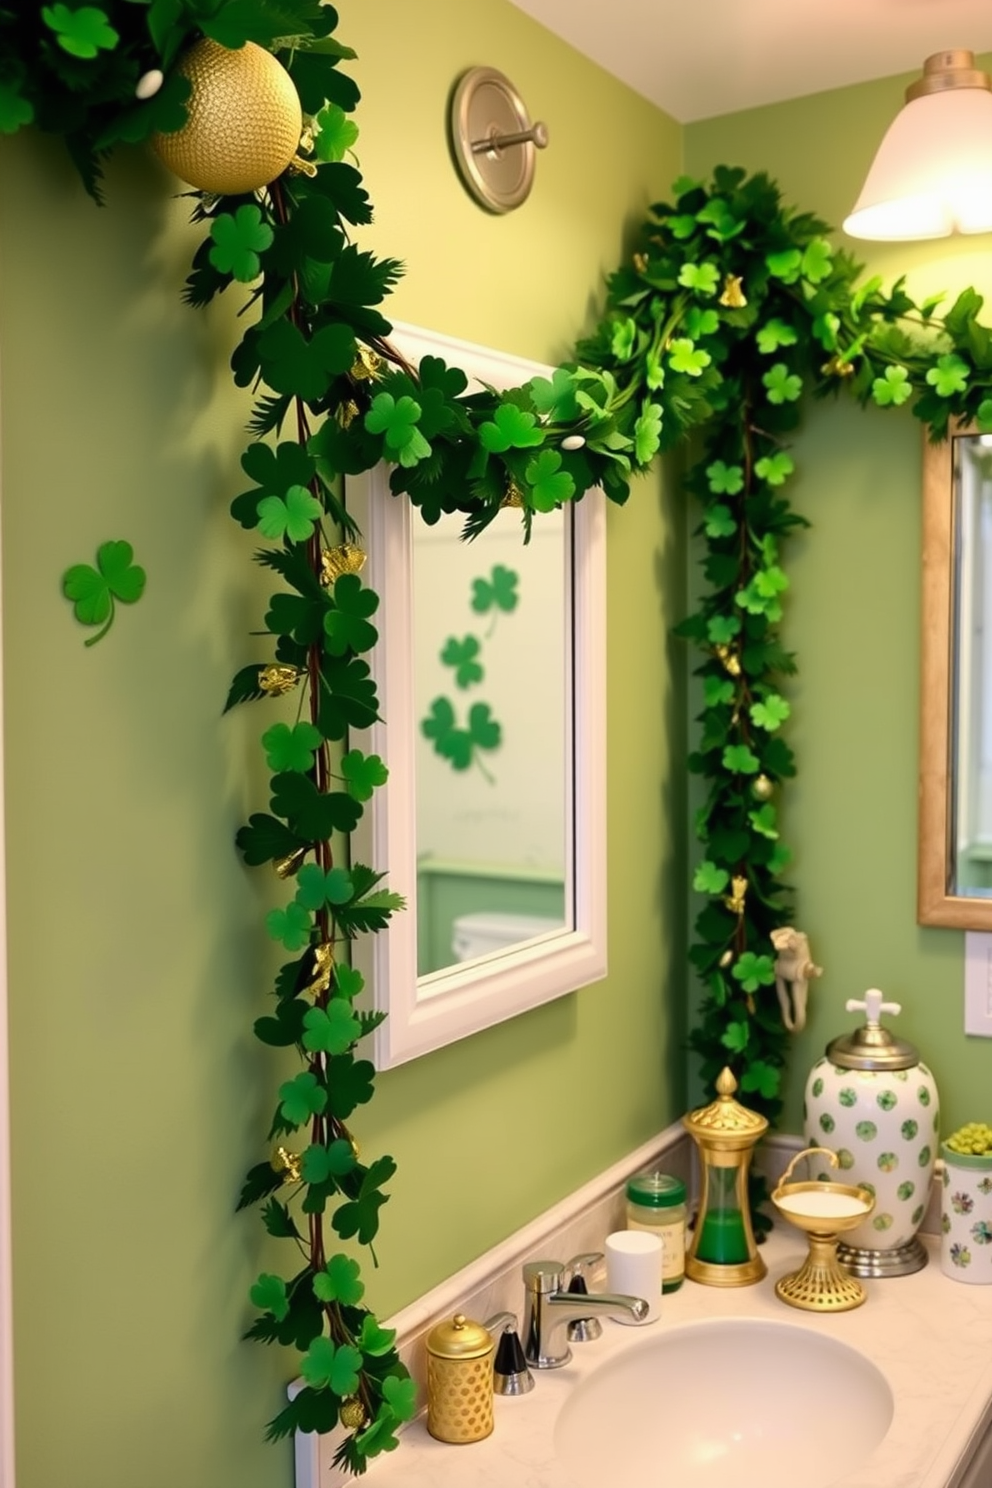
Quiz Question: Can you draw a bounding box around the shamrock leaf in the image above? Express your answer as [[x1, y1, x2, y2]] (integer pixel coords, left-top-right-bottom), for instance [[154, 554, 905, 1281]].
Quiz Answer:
[[740, 1060, 781, 1100], [302, 1001, 362, 1055], [313, 1254, 364, 1306], [925, 354, 969, 397], [731, 951, 776, 993], [314, 104, 359, 162], [332, 1155, 396, 1244], [611, 317, 638, 361], [755, 319, 798, 355], [706, 460, 744, 495], [258, 319, 356, 402], [684, 307, 720, 339], [295, 863, 354, 912], [763, 363, 803, 405], [0, 83, 33, 134], [257, 484, 324, 543], [325, 1054, 375, 1119], [668, 213, 699, 239], [703, 676, 735, 707], [722, 1020, 750, 1054], [677, 262, 720, 295], [358, 1315, 397, 1357], [365, 393, 432, 467], [749, 693, 790, 731], [872, 366, 912, 408], [467, 702, 501, 752], [279, 1071, 327, 1127], [525, 449, 576, 510], [754, 452, 794, 487], [250, 1273, 289, 1321], [722, 744, 761, 775], [382, 1374, 417, 1421], [208, 206, 274, 282], [704, 504, 737, 539], [42, 4, 118, 57], [527, 367, 580, 422], [801, 239, 833, 283], [706, 614, 740, 644], [645, 346, 665, 392], [693, 860, 730, 894], [340, 750, 388, 802], [266, 901, 312, 951], [62, 539, 146, 646], [334, 965, 365, 1000], [471, 566, 518, 615], [441, 635, 484, 688], [301, 1140, 356, 1185], [324, 573, 379, 656], [748, 803, 779, 839], [668, 338, 712, 377], [765, 248, 802, 283], [262, 722, 323, 774], [479, 402, 545, 452], [767, 842, 792, 876], [634, 403, 663, 465], [977, 398, 992, 432], [300, 1337, 363, 1397]]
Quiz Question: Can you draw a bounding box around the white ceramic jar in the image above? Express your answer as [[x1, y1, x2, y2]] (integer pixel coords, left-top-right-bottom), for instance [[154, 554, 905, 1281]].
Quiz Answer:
[[803, 990, 939, 1277]]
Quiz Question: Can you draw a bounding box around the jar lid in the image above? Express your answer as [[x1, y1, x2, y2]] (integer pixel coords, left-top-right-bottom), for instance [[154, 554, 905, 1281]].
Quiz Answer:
[[825, 989, 919, 1072], [626, 1170, 686, 1208], [425, 1313, 493, 1361]]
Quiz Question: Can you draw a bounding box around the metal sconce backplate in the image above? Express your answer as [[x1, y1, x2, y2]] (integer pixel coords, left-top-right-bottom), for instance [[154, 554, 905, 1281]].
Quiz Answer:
[[450, 67, 547, 213]]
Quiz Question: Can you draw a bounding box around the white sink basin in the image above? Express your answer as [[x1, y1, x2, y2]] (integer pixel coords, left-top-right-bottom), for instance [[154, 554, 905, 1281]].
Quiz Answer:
[[554, 1317, 893, 1488]]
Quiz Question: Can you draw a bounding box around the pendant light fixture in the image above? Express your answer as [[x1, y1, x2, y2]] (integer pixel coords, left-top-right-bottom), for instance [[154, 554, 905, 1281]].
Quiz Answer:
[[844, 50, 992, 241]]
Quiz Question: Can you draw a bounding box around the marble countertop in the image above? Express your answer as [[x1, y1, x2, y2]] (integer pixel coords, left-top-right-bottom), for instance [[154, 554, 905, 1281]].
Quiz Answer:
[[364, 1233, 992, 1488]]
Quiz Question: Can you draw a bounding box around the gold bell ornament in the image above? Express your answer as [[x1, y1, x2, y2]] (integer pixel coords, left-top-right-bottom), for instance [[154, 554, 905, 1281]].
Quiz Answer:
[[151, 38, 303, 194], [683, 1066, 769, 1286]]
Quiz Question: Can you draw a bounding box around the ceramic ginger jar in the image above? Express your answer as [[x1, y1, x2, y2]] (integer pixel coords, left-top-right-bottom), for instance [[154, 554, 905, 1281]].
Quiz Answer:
[[803, 989, 939, 1277]]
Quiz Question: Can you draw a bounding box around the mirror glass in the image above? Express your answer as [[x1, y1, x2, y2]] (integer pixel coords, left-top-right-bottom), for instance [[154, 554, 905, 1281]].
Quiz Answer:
[[350, 323, 607, 1065], [413, 504, 567, 979], [919, 424, 992, 927]]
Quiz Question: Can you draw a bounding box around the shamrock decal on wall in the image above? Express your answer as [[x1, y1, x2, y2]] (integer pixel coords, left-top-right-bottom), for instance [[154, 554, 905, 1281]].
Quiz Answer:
[[61, 539, 146, 646]]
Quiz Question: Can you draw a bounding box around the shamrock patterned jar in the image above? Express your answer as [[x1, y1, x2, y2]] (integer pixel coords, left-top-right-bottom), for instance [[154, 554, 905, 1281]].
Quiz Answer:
[[803, 989, 939, 1278], [940, 1146, 992, 1284]]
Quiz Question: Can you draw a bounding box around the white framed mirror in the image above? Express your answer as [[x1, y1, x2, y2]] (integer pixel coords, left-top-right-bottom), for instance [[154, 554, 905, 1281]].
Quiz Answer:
[[350, 324, 606, 1067]]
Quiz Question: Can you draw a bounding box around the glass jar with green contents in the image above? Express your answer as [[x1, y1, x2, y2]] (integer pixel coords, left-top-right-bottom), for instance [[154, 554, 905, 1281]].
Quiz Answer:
[[626, 1171, 687, 1291]]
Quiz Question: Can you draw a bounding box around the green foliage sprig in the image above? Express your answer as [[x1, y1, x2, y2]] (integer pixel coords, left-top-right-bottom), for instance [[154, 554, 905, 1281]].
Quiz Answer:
[[11, 0, 992, 1469]]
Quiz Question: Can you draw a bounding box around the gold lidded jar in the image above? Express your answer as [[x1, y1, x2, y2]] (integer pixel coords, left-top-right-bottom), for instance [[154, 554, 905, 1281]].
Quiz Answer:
[[425, 1313, 495, 1443]]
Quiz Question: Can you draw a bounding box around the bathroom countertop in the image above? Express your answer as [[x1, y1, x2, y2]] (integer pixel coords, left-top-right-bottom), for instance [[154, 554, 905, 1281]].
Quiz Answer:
[[365, 1233, 992, 1488]]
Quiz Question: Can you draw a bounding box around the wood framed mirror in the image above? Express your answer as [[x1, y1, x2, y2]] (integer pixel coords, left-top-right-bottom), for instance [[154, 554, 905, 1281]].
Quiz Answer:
[[919, 421, 992, 927]]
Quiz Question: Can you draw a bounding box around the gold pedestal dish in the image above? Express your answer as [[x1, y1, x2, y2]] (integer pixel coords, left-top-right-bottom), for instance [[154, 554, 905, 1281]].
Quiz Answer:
[[772, 1147, 875, 1312]]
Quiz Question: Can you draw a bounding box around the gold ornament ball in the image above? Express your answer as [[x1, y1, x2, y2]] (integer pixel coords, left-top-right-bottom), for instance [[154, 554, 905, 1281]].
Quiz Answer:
[[152, 39, 302, 194], [751, 773, 774, 801]]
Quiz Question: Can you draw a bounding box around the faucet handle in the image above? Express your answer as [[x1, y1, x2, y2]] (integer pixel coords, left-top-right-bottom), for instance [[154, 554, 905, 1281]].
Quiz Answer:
[[485, 1312, 534, 1397], [563, 1253, 604, 1343], [564, 1252, 603, 1293]]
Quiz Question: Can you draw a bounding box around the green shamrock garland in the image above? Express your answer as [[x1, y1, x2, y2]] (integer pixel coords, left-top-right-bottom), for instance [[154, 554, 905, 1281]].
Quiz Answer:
[[8, 0, 992, 1470]]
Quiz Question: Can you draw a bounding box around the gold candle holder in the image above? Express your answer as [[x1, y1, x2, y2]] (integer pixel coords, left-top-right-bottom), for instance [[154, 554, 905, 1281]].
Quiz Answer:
[[771, 1147, 876, 1312]]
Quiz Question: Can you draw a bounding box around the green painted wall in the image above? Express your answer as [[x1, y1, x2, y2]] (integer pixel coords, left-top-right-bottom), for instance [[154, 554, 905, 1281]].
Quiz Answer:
[[685, 62, 992, 1134], [0, 5, 684, 1487]]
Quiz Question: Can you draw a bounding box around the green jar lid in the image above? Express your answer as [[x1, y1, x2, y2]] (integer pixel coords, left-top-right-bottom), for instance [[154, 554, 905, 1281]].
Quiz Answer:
[[626, 1170, 686, 1208]]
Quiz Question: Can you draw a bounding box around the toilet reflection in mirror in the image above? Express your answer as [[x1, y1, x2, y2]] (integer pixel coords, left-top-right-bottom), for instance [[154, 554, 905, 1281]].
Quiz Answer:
[[349, 324, 607, 1066]]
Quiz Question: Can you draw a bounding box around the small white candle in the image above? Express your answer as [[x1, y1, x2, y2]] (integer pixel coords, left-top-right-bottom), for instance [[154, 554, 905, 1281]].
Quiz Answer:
[[777, 1190, 869, 1219]]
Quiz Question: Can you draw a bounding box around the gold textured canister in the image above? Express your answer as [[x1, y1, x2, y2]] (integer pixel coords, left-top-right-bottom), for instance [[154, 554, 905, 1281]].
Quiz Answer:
[[151, 39, 303, 194], [425, 1313, 495, 1444], [683, 1066, 769, 1287]]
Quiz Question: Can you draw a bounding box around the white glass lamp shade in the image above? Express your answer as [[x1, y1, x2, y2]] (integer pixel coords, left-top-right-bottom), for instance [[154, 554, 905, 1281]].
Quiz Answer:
[[844, 82, 992, 240]]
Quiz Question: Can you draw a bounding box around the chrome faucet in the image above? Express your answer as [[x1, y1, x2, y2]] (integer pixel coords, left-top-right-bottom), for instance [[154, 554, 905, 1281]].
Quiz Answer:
[[522, 1259, 649, 1368]]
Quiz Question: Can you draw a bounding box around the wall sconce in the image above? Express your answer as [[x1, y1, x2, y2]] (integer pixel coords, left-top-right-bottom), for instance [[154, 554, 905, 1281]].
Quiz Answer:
[[844, 50, 992, 241], [449, 67, 548, 214]]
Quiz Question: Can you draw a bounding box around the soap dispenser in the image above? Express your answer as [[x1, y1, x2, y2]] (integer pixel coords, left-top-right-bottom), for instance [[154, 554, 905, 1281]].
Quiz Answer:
[[803, 989, 939, 1277]]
